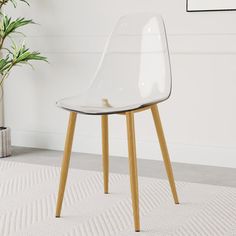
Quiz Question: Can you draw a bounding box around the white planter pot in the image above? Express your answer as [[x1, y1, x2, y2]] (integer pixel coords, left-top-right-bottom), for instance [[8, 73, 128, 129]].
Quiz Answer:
[[0, 127, 11, 158]]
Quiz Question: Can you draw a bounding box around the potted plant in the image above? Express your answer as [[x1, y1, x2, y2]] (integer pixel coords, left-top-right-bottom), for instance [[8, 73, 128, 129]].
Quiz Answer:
[[0, 0, 47, 158]]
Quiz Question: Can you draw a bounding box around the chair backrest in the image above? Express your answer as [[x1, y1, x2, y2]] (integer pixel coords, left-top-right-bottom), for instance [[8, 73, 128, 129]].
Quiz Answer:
[[88, 12, 172, 108]]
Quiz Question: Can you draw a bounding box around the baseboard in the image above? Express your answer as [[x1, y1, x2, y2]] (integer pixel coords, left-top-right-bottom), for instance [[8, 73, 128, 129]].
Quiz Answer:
[[11, 129, 236, 168]]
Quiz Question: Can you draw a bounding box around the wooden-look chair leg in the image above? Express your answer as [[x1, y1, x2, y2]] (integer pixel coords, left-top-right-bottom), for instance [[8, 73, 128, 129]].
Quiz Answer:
[[56, 112, 77, 217], [101, 115, 109, 194], [126, 111, 140, 232], [151, 105, 179, 204]]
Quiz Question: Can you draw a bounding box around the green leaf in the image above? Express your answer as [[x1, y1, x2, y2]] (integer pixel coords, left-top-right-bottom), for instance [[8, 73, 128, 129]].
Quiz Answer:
[[11, 0, 30, 7], [0, 15, 34, 39], [0, 42, 47, 82], [11, 43, 47, 65], [0, 56, 12, 75]]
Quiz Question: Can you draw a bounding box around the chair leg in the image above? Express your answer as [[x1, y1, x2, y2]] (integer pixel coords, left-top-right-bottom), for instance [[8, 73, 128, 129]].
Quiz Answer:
[[101, 115, 109, 194], [126, 111, 140, 232], [56, 112, 77, 217], [151, 105, 179, 204]]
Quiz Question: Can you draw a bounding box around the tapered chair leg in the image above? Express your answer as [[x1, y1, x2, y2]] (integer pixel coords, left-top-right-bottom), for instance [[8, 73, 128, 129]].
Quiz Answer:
[[101, 115, 109, 194], [126, 111, 140, 232], [151, 105, 179, 204], [56, 112, 77, 217]]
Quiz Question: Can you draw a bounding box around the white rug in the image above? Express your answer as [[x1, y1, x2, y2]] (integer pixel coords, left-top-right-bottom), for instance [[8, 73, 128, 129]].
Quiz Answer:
[[0, 161, 236, 236]]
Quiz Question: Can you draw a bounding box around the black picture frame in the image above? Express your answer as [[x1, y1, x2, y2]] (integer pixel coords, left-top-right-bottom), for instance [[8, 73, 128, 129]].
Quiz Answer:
[[186, 0, 236, 12]]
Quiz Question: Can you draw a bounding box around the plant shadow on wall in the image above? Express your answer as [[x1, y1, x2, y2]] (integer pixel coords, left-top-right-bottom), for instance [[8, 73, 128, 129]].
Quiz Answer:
[[0, 0, 47, 158]]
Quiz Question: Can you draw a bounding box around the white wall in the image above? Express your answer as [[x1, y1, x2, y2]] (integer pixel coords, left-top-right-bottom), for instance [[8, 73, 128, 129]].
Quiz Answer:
[[3, 0, 236, 168]]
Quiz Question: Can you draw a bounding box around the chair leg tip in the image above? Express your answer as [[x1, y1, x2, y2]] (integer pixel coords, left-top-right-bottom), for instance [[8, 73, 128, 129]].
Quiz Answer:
[[135, 230, 140, 232], [104, 192, 109, 194], [55, 215, 60, 218]]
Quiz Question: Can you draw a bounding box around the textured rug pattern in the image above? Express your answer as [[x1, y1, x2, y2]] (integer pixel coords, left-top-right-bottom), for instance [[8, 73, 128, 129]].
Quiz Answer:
[[0, 161, 236, 236]]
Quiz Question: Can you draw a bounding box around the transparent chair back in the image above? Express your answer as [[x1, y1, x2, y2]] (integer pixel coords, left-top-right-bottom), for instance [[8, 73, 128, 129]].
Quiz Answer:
[[57, 12, 172, 114]]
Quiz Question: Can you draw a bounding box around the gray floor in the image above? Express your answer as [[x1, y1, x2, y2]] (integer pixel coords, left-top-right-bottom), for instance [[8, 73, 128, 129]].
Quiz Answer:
[[3, 146, 236, 187]]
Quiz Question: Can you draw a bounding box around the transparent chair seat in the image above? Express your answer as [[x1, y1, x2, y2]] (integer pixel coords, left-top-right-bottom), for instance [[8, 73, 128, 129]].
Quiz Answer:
[[57, 12, 172, 115]]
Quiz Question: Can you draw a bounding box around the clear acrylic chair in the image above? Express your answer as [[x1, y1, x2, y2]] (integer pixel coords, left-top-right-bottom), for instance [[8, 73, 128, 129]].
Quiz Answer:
[[55, 12, 179, 232]]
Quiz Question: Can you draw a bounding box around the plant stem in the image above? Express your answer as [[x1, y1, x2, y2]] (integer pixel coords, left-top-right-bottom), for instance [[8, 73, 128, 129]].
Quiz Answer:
[[0, 62, 14, 86], [0, 0, 8, 10], [0, 37, 5, 51]]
